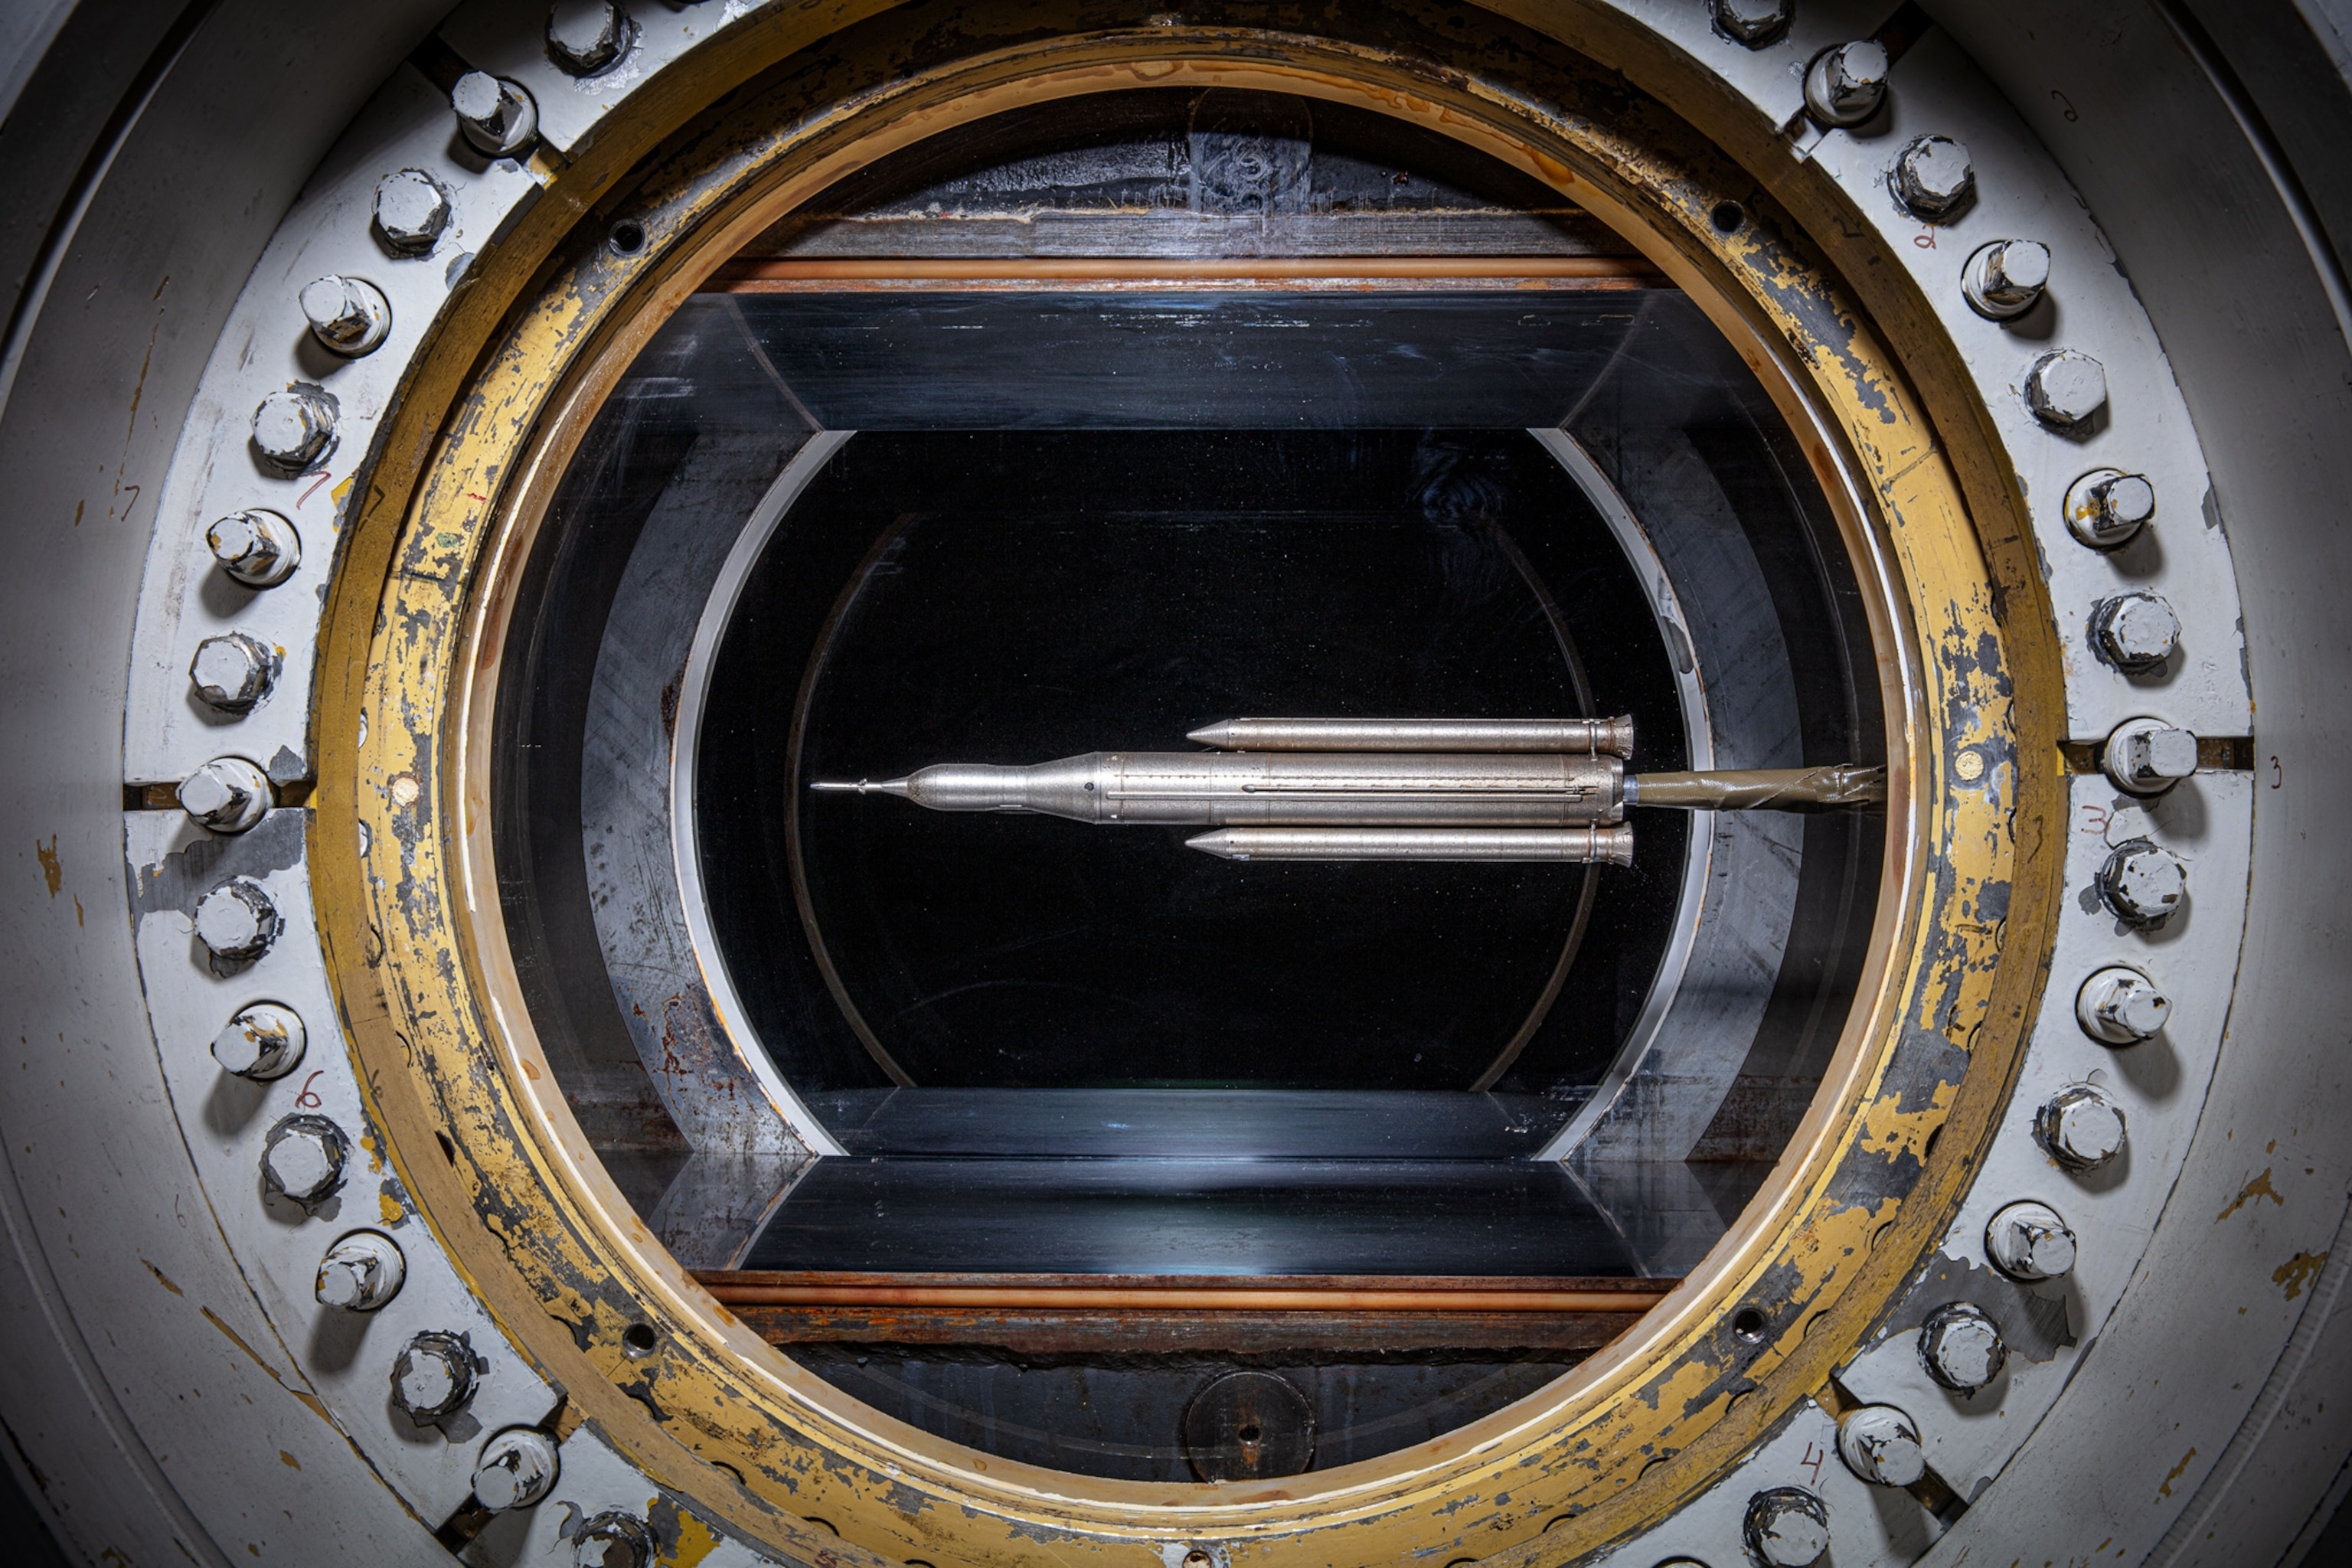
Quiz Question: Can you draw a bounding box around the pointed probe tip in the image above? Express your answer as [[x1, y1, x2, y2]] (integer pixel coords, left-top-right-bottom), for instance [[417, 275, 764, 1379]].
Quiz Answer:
[[808, 778, 912, 795], [1185, 720, 1238, 749], [1184, 830, 1246, 861]]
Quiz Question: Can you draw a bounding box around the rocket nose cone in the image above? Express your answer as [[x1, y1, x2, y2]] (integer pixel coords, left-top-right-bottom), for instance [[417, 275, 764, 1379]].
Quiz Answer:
[[1185, 830, 1246, 860]]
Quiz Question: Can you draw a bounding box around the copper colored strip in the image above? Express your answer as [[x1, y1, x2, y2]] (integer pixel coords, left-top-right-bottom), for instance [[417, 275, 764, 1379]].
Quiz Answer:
[[695, 1271, 1674, 1313], [730, 1305, 1648, 1354], [703, 254, 1668, 288]]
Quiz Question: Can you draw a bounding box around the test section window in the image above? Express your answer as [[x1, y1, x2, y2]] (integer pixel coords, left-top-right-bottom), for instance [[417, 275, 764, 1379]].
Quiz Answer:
[[493, 90, 1886, 1481]]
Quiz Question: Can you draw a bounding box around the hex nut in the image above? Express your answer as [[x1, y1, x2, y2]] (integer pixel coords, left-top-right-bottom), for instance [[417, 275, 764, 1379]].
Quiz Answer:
[[206, 508, 300, 587], [1743, 1486, 1831, 1567], [473, 1426, 560, 1511], [1919, 1300, 2007, 1391], [392, 1331, 480, 1423], [373, 168, 452, 254], [2100, 839, 2187, 926], [188, 630, 277, 710], [193, 877, 280, 962], [547, 0, 632, 75], [2039, 1083, 2128, 1172], [177, 755, 271, 833], [250, 385, 336, 472], [1987, 1200, 2079, 1282], [451, 71, 539, 158], [1963, 239, 2052, 319], [2092, 591, 2180, 671], [299, 275, 390, 357], [1838, 1403, 1927, 1487], [2025, 349, 2109, 429], [2103, 717, 2199, 795], [1893, 135, 1975, 220], [211, 1001, 307, 1080], [315, 1230, 406, 1312], [2076, 964, 2172, 1044], [1710, 0, 1791, 45], [2063, 467, 2156, 548], [573, 1511, 657, 1568], [261, 1114, 348, 1208], [1805, 39, 1889, 126]]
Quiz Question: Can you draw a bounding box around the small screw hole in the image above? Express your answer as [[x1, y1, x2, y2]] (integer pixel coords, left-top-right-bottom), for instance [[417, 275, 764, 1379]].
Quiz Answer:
[[608, 219, 646, 256], [434, 1131, 456, 1165], [1731, 1306, 1769, 1341], [621, 1322, 657, 1356], [1710, 201, 1746, 234]]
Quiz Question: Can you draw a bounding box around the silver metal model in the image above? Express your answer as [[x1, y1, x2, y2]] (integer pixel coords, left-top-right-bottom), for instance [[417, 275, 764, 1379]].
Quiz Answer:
[[817, 720, 1886, 862]]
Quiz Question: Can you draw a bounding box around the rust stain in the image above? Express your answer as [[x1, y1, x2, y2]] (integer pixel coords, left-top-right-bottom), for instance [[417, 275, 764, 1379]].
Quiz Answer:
[[2218, 1169, 2285, 1223], [2274, 1251, 2327, 1301], [34, 836, 60, 897], [2158, 1446, 2198, 1499], [277, 1450, 300, 1471]]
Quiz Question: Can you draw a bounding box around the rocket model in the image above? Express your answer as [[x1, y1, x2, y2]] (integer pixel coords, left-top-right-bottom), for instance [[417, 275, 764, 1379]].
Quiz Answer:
[[812, 717, 1885, 863]]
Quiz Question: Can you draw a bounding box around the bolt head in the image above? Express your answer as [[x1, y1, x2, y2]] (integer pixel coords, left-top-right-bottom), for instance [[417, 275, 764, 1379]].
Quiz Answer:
[[299, 275, 389, 356], [1838, 1404, 1926, 1487], [1806, 40, 1890, 126], [452, 72, 538, 157], [2025, 349, 2109, 428], [474, 1427, 560, 1511], [2105, 718, 2198, 795], [573, 1511, 656, 1568], [193, 877, 279, 962], [1895, 135, 1975, 220], [189, 631, 276, 710], [393, 1331, 479, 1422], [316, 1231, 405, 1312], [2076, 965, 2171, 1043], [263, 1115, 348, 1207], [212, 1001, 307, 1080], [1964, 239, 2053, 318], [1711, 0, 1790, 44], [2065, 467, 2154, 547], [2101, 839, 2187, 925], [250, 386, 335, 471], [177, 755, 271, 832], [2040, 1083, 2128, 1171], [1919, 1300, 2007, 1391], [548, 0, 628, 74], [1743, 1486, 1831, 1567], [374, 168, 451, 253], [1987, 1200, 2079, 1281], [2094, 591, 2180, 671], [206, 508, 300, 587]]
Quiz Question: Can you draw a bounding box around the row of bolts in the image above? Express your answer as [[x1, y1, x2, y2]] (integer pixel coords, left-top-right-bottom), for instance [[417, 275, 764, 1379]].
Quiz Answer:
[[172, 4, 2183, 1562]]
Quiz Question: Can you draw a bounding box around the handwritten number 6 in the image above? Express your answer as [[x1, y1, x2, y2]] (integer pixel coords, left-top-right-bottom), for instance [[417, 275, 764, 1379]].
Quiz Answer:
[[294, 1070, 325, 1110]]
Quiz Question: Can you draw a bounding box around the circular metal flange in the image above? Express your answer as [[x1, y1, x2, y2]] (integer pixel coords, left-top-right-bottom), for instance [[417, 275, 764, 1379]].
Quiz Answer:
[[300, 5, 2062, 1565]]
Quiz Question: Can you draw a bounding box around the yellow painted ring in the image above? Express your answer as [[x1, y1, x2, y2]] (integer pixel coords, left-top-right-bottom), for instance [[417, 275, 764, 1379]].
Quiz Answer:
[[309, 5, 2064, 1563]]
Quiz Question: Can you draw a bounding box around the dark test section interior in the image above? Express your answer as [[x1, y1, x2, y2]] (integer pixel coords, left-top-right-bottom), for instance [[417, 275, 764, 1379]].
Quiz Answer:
[[699, 428, 1687, 1106]]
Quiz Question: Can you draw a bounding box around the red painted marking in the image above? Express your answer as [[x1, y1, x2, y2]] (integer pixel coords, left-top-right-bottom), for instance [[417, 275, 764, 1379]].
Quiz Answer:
[[2079, 803, 2110, 836], [466, 492, 488, 502], [297, 470, 334, 508], [1800, 1440, 1826, 1486], [294, 1070, 325, 1110]]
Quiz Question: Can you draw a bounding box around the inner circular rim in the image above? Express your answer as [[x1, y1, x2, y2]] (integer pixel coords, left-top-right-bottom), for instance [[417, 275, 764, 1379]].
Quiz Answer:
[[328, 18, 2059, 1547]]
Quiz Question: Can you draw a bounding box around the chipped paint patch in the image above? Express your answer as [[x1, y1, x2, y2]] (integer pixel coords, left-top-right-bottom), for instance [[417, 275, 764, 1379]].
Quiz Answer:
[[2274, 1251, 2327, 1301], [2218, 1168, 2285, 1222]]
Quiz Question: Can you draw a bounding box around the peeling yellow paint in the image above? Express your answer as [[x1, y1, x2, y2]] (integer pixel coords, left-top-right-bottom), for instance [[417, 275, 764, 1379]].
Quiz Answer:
[[2159, 1447, 2199, 1499], [2218, 1169, 2285, 1223], [2275, 1252, 2327, 1301], [34, 836, 59, 897]]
